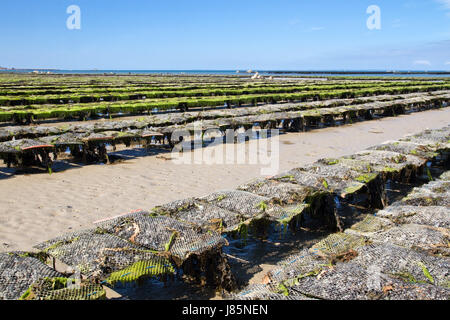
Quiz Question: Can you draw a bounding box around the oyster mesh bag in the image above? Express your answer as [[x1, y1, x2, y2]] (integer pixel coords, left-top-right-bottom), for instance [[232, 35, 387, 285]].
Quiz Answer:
[[95, 211, 227, 260], [34, 229, 175, 285], [0, 252, 61, 300]]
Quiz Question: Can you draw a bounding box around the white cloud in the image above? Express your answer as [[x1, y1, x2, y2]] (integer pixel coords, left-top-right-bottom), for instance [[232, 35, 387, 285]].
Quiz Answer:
[[436, 0, 450, 9], [413, 60, 432, 66], [310, 27, 325, 31], [445, 61, 450, 65], [435, 0, 450, 16]]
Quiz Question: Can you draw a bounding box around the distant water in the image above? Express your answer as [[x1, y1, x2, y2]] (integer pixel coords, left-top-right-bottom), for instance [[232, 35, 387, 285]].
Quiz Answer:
[[1, 69, 450, 78]]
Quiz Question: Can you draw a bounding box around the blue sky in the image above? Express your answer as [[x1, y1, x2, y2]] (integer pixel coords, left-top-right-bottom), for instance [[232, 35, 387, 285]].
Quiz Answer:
[[0, 0, 449, 70]]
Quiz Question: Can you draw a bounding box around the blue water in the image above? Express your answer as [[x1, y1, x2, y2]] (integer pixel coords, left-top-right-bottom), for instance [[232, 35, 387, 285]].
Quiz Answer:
[[1, 69, 450, 78]]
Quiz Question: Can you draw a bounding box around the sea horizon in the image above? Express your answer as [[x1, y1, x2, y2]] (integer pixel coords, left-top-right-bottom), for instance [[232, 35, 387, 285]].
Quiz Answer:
[[1, 69, 450, 77]]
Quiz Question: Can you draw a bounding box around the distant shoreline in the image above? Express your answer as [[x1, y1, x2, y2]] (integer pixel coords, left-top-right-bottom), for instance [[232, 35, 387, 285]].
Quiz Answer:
[[1, 69, 449, 78], [265, 70, 450, 75], [1, 69, 450, 74]]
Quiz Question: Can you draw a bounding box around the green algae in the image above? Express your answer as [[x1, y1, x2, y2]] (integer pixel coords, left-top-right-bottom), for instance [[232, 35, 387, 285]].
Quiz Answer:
[[256, 201, 268, 212], [391, 154, 407, 164], [343, 183, 365, 195], [278, 283, 290, 296], [382, 166, 399, 173], [277, 268, 323, 296], [19, 277, 106, 301], [17, 251, 49, 264], [417, 261, 434, 284], [237, 222, 249, 244], [392, 271, 417, 284], [165, 231, 178, 251], [105, 260, 175, 285], [43, 237, 80, 256], [19, 277, 71, 300], [278, 174, 295, 182], [426, 168, 433, 181], [355, 173, 378, 183], [217, 194, 227, 201], [326, 159, 339, 165], [278, 204, 309, 226]]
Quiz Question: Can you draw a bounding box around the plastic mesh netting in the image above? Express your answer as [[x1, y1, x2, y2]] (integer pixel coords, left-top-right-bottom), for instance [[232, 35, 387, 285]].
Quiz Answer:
[[351, 243, 450, 288], [345, 215, 394, 235], [420, 180, 450, 197], [285, 262, 449, 300], [377, 205, 449, 228], [401, 127, 450, 145], [268, 249, 325, 286], [237, 178, 315, 205], [34, 229, 175, 284], [0, 252, 61, 300], [340, 150, 427, 180], [95, 211, 226, 260], [42, 132, 87, 146], [440, 171, 450, 180], [152, 198, 244, 233], [272, 168, 365, 197], [200, 190, 270, 218], [20, 277, 106, 300], [361, 223, 449, 256], [0, 139, 53, 154], [368, 140, 440, 159], [229, 284, 314, 300], [309, 233, 368, 260], [400, 182, 450, 207]]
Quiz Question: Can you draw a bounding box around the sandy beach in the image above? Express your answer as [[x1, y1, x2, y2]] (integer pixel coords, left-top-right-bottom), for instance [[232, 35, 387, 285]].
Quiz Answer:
[[1, 108, 449, 253]]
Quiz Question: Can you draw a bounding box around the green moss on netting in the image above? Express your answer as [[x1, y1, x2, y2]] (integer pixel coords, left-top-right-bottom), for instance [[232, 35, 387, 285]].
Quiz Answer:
[[0, 111, 13, 122], [426, 168, 434, 181], [255, 200, 268, 212], [105, 259, 175, 285], [417, 261, 435, 284], [343, 183, 365, 195], [164, 231, 178, 251], [390, 154, 407, 164], [325, 159, 339, 165], [42, 236, 80, 256], [391, 271, 418, 284], [277, 204, 309, 226], [227, 222, 250, 244], [432, 182, 450, 194], [16, 251, 49, 264], [0, 82, 448, 122], [216, 194, 227, 201], [278, 267, 323, 294], [355, 173, 378, 183], [278, 174, 295, 182], [20, 277, 106, 300], [382, 166, 399, 173], [309, 233, 368, 259]]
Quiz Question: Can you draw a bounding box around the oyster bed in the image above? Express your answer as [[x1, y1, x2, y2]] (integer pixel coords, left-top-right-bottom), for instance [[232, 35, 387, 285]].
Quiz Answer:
[[0, 125, 448, 299]]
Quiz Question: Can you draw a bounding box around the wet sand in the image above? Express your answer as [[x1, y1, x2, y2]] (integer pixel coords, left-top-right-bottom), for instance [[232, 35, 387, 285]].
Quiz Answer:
[[0, 108, 449, 253]]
